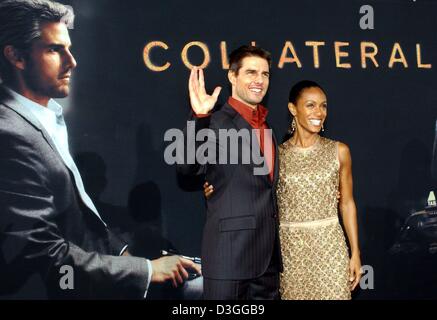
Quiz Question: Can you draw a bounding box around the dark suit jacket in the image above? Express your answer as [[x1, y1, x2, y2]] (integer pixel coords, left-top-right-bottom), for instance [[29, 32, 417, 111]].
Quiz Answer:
[[0, 86, 149, 299], [177, 103, 282, 280]]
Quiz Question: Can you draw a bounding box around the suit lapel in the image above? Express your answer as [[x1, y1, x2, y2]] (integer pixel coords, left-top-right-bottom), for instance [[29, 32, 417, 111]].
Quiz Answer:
[[271, 124, 280, 187], [224, 103, 253, 143], [0, 86, 108, 227], [226, 104, 262, 169], [0, 87, 61, 158], [224, 103, 277, 185]]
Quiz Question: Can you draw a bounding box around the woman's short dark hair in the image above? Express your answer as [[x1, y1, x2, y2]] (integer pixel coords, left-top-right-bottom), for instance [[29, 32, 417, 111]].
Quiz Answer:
[[0, 0, 74, 81], [229, 45, 271, 75], [288, 80, 325, 105]]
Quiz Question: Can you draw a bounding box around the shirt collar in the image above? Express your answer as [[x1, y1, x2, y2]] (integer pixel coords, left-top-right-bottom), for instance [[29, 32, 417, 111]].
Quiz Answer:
[[4, 86, 64, 126], [228, 96, 269, 128]]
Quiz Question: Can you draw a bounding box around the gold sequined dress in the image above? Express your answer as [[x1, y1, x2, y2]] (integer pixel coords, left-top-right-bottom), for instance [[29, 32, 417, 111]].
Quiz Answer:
[[277, 136, 351, 300]]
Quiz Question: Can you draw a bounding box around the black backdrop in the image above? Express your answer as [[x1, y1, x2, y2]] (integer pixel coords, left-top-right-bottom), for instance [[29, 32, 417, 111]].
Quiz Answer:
[[50, 0, 437, 299]]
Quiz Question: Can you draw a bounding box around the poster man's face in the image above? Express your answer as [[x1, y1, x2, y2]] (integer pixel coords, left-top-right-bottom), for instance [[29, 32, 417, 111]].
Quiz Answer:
[[229, 56, 270, 108], [22, 22, 77, 104]]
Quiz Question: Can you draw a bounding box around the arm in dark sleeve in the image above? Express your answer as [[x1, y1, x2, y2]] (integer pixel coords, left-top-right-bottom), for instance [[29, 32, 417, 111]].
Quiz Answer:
[[176, 112, 214, 176], [0, 131, 149, 299]]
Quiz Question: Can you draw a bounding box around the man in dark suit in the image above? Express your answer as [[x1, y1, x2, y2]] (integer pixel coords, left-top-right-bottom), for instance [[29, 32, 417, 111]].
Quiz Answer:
[[0, 0, 200, 299], [177, 46, 282, 299]]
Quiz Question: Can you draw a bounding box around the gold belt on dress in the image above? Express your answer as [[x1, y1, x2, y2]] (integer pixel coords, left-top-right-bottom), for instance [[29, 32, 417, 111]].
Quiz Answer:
[[280, 215, 339, 229]]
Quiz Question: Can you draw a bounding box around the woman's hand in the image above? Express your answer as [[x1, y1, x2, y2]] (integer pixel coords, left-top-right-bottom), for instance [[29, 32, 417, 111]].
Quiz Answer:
[[203, 181, 214, 199], [349, 254, 362, 291]]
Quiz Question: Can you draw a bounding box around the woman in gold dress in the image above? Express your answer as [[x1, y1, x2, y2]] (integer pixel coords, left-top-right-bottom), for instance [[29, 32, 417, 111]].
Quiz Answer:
[[277, 80, 361, 300]]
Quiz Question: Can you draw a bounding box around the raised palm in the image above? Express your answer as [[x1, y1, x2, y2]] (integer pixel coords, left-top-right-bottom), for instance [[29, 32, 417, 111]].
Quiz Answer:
[[189, 67, 222, 115]]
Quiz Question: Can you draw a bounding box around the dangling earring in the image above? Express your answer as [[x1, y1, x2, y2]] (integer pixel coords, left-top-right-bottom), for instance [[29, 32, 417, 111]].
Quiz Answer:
[[321, 123, 325, 132], [290, 118, 296, 133]]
